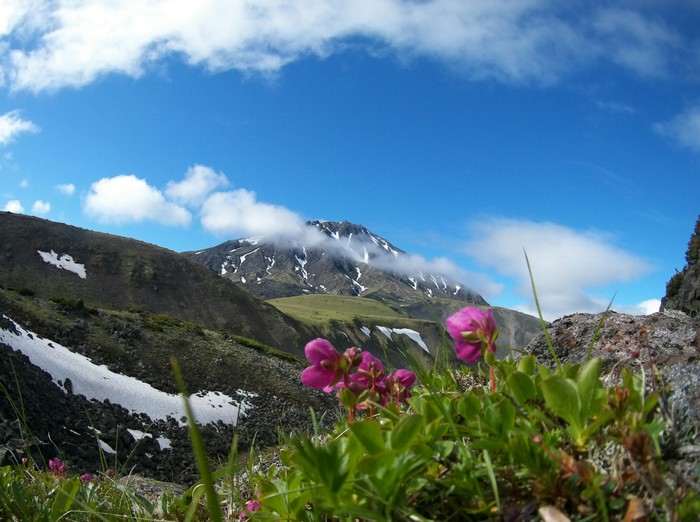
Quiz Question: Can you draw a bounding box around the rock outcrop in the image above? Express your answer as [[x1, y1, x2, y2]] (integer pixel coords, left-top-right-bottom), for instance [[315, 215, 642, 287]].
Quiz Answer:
[[524, 310, 700, 492], [661, 215, 700, 317]]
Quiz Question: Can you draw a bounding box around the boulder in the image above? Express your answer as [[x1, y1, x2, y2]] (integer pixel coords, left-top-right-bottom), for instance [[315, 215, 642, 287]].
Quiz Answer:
[[525, 310, 700, 491]]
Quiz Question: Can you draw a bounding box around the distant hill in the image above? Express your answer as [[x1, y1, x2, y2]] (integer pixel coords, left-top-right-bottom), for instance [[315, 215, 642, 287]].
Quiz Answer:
[[0, 211, 313, 356]]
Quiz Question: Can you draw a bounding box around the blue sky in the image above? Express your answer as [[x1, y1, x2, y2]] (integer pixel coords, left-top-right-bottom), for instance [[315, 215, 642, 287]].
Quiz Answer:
[[1, 1, 698, 320]]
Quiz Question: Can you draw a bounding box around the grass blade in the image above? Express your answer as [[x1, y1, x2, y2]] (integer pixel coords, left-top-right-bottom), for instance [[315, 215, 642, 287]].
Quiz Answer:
[[524, 249, 561, 370], [170, 357, 223, 522]]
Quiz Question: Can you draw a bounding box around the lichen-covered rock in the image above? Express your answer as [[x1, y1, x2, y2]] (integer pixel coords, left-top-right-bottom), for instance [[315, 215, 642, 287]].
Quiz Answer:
[[524, 310, 700, 491], [661, 215, 700, 317]]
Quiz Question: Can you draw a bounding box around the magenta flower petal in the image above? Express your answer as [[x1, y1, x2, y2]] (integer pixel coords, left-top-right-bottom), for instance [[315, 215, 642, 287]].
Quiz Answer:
[[301, 366, 335, 389], [394, 369, 416, 387], [446, 307, 498, 363], [446, 307, 483, 341], [304, 338, 339, 365], [455, 341, 482, 363]]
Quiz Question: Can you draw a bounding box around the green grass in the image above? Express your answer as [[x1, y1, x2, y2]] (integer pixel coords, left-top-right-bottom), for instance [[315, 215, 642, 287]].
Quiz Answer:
[[268, 294, 402, 324]]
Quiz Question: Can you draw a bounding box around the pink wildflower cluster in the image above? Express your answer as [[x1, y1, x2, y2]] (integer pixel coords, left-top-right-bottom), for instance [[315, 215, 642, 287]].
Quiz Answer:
[[301, 338, 416, 417]]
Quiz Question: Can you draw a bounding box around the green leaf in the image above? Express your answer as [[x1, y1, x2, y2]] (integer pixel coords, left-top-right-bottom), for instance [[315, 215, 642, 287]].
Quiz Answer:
[[577, 358, 602, 423], [541, 375, 581, 432], [517, 355, 536, 375], [390, 414, 424, 451], [507, 371, 537, 405], [456, 394, 482, 420], [538, 365, 553, 380], [50, 477, 80, 520], [349, 419, 385, 455]]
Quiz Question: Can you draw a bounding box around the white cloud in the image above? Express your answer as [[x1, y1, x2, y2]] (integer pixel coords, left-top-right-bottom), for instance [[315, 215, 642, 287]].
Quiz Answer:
[[0, 110, 38, 145], [31, 199, 50, 214], [3, 199, 24, 213], [200, 188, 322, 243], [461, 218, 652, 320], [617, 299, 661, 315], [83, 174, 191, 226], [2, 1, 694, 92], [56, 183, 75, 195], [591, 7, 681, 76], [166, 164, 229, 206], [655, 104, 700, 152]]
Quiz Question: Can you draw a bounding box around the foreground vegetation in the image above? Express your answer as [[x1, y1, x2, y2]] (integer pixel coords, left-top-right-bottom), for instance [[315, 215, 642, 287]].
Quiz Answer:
[[2, 304, 698, 521]]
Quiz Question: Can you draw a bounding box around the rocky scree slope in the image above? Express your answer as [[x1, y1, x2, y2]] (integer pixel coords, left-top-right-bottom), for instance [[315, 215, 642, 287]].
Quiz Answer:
[[0, 286, 335, 485]]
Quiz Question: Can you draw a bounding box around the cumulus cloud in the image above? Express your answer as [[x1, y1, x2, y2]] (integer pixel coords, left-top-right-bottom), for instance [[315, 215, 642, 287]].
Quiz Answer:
[[56, 183, 75, 196], [461, 218, 653, 320], [0, 110, 38, 145], [617, 299, 661, 316], [3, 199, 24, 213], [83, 174, 191, 226], [200, 189, 324, 244], [2, 1, 695, 92], [166, 165, 229, 206], [654, 104, 700, 152], [31, 199, 50, 215]]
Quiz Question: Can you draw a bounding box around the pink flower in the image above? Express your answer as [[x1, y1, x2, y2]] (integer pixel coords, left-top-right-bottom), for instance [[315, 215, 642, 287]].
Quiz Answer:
[[384, 369, 417, 405], [301, 338, 344, 390], [240, 499, 261, 519], [446, 307, 498, 363], [353, 351, 386, 389], [301, 340, 365, 391], [48, 457, 67, 477], [80, 473, 94, 483]]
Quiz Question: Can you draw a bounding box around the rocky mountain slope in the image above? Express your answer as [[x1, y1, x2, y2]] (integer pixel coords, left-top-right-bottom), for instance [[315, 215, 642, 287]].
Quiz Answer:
[[183, 220, 486, 303]]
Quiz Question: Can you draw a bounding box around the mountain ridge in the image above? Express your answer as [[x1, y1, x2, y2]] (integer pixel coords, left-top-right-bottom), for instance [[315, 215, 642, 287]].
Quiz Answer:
[[183, 219, 488, 305]]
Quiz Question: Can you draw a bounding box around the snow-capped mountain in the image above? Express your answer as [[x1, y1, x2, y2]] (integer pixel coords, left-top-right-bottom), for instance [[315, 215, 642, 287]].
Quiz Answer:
[[184, 220, 488, 305]]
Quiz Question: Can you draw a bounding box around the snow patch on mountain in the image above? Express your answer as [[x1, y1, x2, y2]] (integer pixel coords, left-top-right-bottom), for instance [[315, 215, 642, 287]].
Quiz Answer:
[[37, 249, 86, 279], [376, 326, 429, 353], [0, 315, 254, 426]]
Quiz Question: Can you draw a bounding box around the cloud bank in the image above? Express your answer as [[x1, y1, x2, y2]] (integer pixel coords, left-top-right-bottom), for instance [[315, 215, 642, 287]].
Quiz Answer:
[[2, 1, 696, 93], [461, 218, 654, 320], [76, 164, 498, 294]]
